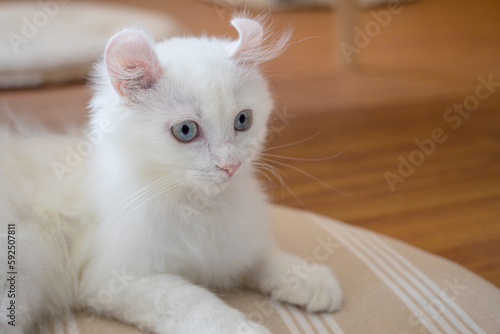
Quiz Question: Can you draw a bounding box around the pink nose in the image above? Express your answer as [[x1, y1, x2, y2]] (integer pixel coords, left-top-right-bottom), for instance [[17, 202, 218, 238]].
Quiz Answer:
[[217, 162, 241, 177]]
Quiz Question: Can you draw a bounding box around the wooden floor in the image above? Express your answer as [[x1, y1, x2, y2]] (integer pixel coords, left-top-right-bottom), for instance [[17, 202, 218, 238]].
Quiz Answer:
[[1, 0, 499, 287]]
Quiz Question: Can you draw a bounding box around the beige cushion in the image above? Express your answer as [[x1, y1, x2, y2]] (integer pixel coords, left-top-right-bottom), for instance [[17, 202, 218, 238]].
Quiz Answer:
[[0, 2, 184, 88], [34, 205, 500, 333]]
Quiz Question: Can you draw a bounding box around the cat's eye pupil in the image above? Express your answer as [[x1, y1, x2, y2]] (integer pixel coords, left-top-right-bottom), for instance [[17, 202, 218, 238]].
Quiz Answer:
[[182, 124, 190, 135], [234, 109, 252, 131]]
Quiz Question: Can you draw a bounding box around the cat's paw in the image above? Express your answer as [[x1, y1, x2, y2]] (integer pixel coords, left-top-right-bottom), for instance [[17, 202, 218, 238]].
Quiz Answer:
[[271, 262, 342, 313], [249, 252, 343, 314]]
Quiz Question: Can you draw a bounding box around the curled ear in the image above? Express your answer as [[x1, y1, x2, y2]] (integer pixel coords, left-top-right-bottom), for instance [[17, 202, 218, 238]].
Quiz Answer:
[[227, 17, 291, 65], [104, 29, 162, 98]]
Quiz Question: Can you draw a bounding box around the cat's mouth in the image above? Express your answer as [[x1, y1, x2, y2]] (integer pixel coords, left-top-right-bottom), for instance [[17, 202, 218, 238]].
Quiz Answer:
[[187, 164, 242, 193], [214, 174, 232, 187], [210, 169, 238, 190]]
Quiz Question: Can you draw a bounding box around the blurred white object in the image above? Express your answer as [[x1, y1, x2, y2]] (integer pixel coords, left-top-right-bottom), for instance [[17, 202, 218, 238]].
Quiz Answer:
[[0, 2, 184, 88]]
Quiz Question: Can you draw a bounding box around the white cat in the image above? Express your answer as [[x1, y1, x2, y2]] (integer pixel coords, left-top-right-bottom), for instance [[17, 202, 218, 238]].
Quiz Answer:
[[0, 16, 342, 334]]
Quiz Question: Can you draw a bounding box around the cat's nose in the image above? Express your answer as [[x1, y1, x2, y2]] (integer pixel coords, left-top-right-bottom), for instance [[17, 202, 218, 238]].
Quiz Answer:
[[217, 162, 241, 177]]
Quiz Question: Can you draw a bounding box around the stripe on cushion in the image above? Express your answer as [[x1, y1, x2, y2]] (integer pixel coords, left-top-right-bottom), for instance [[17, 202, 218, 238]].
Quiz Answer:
[[312, 214, 486, 334]]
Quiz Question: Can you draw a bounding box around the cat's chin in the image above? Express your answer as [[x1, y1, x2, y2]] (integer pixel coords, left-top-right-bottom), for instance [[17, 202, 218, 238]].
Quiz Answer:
[[211, 177, 232, 192], [196, 175, 235, 197]]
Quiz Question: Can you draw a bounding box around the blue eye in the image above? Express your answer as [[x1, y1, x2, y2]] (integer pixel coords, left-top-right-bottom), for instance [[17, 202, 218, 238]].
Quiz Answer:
[[171, 121, 199, 142], [234, 109, 252, 131]]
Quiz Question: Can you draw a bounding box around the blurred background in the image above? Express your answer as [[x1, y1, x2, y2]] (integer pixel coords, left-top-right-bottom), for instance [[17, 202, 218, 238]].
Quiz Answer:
[[0, 0, 499, 287]]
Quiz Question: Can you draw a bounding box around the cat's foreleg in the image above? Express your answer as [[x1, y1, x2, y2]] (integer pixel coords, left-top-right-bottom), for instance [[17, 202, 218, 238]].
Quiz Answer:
[[85, 273, 271, 334], [246, 248, 343, 313]]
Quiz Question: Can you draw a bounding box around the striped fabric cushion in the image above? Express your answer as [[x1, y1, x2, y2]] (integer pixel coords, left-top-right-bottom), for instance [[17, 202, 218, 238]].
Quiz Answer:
[[33, 206, 500, 334]]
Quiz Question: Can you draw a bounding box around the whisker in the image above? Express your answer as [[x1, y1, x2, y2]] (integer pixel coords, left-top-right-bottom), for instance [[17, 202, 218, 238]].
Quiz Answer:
[[101, 175, 185, 222], [264, 74, 292, 84], [261, 157, 354, 199], [287, 35, 329, 46], [105, 177, 187, 239], [119, 177, 175, 213], [261, 144, 354, 162], [264, 132, 322, 152], [126, 181, 187, 218], [97, 176, 165, 221], [252, 160, 305, 206], [254, 169, 277, 189], [252, 162, 279, 189], [253, 161, 286, 183]]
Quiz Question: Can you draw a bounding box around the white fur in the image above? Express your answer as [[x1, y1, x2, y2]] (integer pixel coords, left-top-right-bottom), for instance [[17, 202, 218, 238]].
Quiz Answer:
[[0, 17, 342, 334]]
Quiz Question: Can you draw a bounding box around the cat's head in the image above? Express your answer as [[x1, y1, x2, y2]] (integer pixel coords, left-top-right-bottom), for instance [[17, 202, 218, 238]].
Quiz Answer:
[[90, 16, 290, 195]]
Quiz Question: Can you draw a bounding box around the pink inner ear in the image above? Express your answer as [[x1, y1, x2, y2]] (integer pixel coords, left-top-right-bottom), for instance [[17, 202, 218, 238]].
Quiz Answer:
[[228, 18, 264, 62], [105, 30, 162, 97]]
